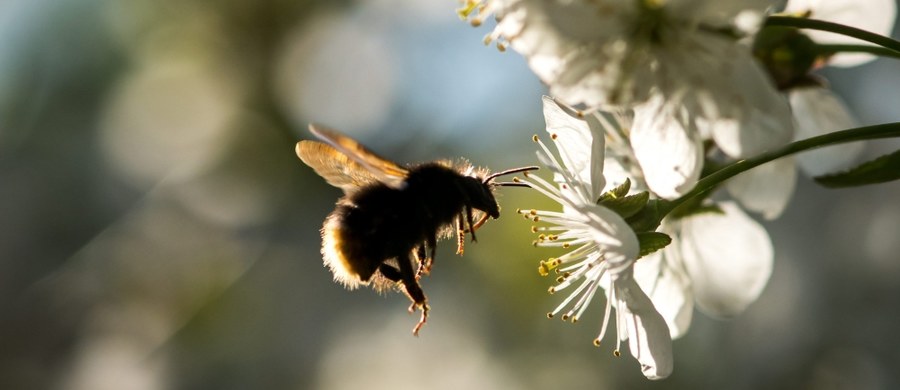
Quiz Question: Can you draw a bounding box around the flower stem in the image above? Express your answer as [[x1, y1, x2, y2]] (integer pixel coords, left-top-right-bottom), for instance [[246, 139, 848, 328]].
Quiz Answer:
[[660, 122, 900, 215], [814, 44, 900, 60], [765, 16, 900, 54]]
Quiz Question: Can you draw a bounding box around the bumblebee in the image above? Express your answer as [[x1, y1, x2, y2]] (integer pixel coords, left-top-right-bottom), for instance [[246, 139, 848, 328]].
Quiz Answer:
[[296, 124, 534, 335]]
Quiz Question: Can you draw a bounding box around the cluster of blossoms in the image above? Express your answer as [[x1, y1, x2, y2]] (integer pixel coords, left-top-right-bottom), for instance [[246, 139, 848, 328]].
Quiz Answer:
[[462, 0, 897, 380]]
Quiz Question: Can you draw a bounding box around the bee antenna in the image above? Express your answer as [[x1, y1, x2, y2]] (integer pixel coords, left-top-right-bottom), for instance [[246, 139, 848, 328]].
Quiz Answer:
[[483, 166, 540, 184], [493, 182, 531, 188]]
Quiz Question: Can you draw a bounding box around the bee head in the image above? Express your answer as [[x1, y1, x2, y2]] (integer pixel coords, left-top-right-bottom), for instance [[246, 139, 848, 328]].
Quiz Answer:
[[476, 165, 540, 218], [461, 176, 501, 219]]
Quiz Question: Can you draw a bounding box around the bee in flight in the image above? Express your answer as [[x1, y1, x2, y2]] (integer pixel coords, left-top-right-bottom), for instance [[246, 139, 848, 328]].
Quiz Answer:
[[296, 124, 535, 335]]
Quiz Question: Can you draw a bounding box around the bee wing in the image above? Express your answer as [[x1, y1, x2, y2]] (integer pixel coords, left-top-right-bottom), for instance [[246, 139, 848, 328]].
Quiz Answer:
[[296, 124, 408, 192]]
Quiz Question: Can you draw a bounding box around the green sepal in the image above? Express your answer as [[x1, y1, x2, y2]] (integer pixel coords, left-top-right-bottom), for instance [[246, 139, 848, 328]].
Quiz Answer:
[[600, 191, 650, 219], [636, 232, 672, 258], [597, 178, 631, 203], [752, 25, 819, 89], [625, 199, 666, 233], [814, 149, 900, 188]]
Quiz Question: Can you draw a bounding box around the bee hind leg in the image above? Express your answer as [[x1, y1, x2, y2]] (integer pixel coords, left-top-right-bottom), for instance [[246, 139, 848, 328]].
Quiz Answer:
[[393, 252, 429, 336], [378, 263, 403, 283], [378, 261, 429, 335]]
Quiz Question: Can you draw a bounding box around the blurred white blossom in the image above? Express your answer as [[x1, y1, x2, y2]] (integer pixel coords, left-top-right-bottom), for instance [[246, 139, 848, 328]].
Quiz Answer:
[[520, 96, 672, 380], [725, 0, 899, 211], [776, 0, 897, 175], [725, 157, 797, 219], [634, 202, 774, 337], [463, 0, 794, 178], [789, 87, 865, 176], [629, 96, 704, 199], [783, 0, 898, 67]]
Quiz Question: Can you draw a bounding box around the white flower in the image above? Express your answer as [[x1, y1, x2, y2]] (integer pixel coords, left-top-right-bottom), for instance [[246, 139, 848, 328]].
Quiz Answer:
[[464, 0, 793, 164], [596, 104, 774, 338], [783, 0, 898, 67], [519, 96, 672, 380]]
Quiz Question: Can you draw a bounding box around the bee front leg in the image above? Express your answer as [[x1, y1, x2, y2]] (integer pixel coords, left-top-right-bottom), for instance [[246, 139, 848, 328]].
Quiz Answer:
[[465, 206, 477, 243], [396, 252, 429, 336], [471, 212, 490, 232]]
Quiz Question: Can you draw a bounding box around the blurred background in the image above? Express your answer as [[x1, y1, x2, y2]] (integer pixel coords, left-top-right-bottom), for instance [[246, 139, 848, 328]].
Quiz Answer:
[[1, 0, 899, 389]]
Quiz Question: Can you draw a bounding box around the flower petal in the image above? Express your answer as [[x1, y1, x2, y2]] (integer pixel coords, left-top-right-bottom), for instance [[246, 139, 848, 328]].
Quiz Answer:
[[631, 99, 703, 199], [542, 96, 605, 200], [614, 271, 674, 380], [678, 202, 773, 318], [706, 54, 794, 158], [582, 204, 640, 271], [633, 241, 694, 339], [726, 157, 797, 220], [790, 87, 865, 176], [784, 0, 898, 67]]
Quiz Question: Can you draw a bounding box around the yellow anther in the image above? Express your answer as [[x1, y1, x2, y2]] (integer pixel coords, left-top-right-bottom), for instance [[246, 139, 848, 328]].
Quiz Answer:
[[456, 3, 476, 19], [538, 258, 559, 276]]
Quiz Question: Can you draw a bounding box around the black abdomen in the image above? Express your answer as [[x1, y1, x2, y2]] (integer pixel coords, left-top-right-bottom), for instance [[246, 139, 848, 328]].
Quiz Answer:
[[333, 164, 470, 282]]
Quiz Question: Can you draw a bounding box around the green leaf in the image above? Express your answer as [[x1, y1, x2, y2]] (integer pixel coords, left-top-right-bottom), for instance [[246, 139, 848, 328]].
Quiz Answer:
[[814, 149, 900, 188], [636, 232, 672, 258], [601, 191, 650, 219]]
